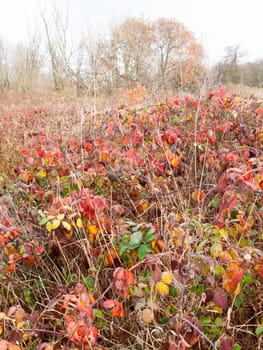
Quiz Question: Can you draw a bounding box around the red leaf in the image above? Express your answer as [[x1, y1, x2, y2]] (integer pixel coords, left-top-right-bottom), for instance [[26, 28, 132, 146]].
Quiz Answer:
[[35, 246, 44, 255], [113, 267, 124, 280], [93, 196, 108, 210], [125, 149, 143, 165], [214, 288, 228, 311], [113, 268, 135, 299], [103, 299, 116, 309], [216, 173, 228, 192], [115, 279, 124, 291], [27, 156, 35, 165], [0, 235, 5, 246], [219, 190, 237, 213]]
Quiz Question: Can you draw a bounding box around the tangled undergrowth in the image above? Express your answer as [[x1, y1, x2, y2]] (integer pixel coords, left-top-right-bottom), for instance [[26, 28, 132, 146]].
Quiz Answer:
[[0, 86, 262, 349]]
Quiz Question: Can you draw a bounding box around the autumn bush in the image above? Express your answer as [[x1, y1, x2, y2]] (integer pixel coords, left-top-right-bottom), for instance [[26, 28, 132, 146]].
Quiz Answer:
[[0, 86, 262, 349]]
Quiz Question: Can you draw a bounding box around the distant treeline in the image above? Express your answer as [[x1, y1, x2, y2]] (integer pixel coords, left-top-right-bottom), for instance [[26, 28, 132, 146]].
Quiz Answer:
[[0, 13, 205, 96], [214, 46, 263, 88], [0, 11, 262, 97]]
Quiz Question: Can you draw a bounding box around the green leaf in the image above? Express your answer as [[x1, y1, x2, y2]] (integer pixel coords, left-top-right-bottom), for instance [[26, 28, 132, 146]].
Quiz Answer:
[[132, 223, 143, 231], [241, 274, 254, 287], [214, 317, 222, 325], [96, 321, 107, 329], [93, 309, 104, 319], [169, 286, 179, 297], [234, 293, 244, 308], [210, 242, 223, 257], [82, 276, 95, 292], [23, 288, 33, 306], [0, 175, 4, 182], [196, 239, 207, 252], [255, 325, 263, 337], [144, 229, 155, 243], [233, 343, 241, 350], [129, 231, 142, 248], [214, 265, 225, 275], [230, 210, 239, 219], [200, 316, 212, 324], [138, 244, 148, 260], [161, 316, 169, 324], [208, 197, 220, 207], [190, 284, 204, 295], [119, 243, 129, 256], [39, 216, 49, 225], [126, 220, 137, 227]]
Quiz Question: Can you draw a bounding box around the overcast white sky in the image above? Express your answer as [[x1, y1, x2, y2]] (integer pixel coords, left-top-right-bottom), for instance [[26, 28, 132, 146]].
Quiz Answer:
[[0, 0, 262, 65]]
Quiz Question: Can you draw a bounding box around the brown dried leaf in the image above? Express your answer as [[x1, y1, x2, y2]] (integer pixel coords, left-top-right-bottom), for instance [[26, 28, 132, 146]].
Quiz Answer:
[[8, 329, 23, 344], [219, 335, 234, 350], [14, 308, 26, 323], [141, 308, 154, 324], [152, 265, 162, 283]]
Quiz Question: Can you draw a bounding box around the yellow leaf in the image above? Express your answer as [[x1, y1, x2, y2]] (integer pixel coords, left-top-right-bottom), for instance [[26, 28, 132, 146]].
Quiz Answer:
[[52, 219, 61, 230], [87, 224, 98, 244], [151, 240, 164, 254], [0, 325, 3, 335], [87, 224, 97, 236], [57, 213, 65, 221], [62, 221, 71, 231], [76, 218, 83, 228], [211, 306, 223, 314], [155, 281, 169, 295], [171, 155, 180, 168], [161, 272, 173, 286], [46, 221, 53, 232], [137, 199, 149, 214], [16, 321, 25, 329], [37, 169, 47, 178]]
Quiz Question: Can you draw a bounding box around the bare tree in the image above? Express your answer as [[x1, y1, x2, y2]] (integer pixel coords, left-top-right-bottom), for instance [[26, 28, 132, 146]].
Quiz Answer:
[[108, 16, 153, 89], [152, 18, 204, 92], [0, 38, 10, 90], [215, 45, 244, 84], [11, 32, 43, 92], [41, 5, 70, 91]]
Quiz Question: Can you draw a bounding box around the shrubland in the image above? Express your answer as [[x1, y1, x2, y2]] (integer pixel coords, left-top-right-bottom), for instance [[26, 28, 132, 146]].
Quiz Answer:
[[0, 85, 262, 349]]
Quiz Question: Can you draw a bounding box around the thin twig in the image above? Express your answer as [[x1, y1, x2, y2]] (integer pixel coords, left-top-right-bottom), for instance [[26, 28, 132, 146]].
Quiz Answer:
[[181, 316, 217, 350]]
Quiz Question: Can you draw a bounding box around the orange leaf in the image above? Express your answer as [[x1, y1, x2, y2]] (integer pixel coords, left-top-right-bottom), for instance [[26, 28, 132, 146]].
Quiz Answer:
[[105, 248, 119, 266], [111, 300, 124, 317], [223, 264, 243, 294], [170, 155, 180, 168], [124, 269, 135, 286]]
